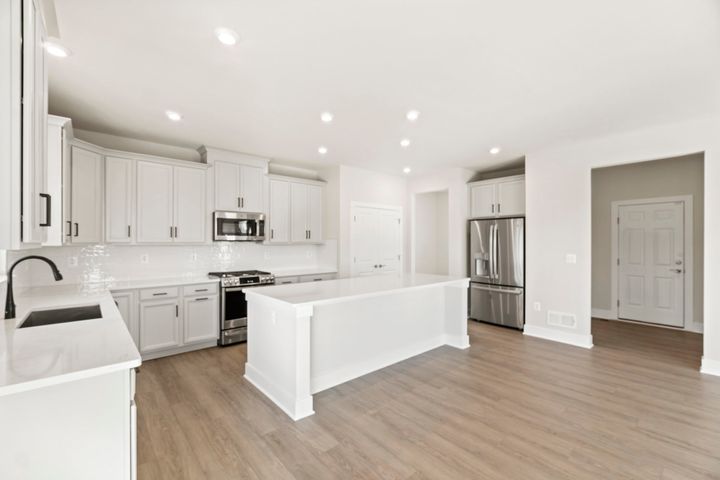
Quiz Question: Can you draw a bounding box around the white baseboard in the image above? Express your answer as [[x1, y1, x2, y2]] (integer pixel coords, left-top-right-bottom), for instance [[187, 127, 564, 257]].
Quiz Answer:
[[141, 340, 217, 361], [591, 308, 616, 320], [524, 324, 594, 349], [244, 363, 314, 421], [701, 357, 720, 377]]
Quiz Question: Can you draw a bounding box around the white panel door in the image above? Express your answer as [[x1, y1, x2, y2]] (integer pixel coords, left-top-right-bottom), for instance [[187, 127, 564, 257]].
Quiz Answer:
[[618, 202, 684, 327], [290, 183, 308, 242], [105, 156, 134, 243], [307, 184, 323, 242], [70, 147, 103, 244], [173, 166, 206, 243], [112, 291, 138, 347], [240, 165, 264, 213], [183, 295, 219, 344], [268, 179, 290, 243], [470, 184, 496, 218], [139, 300, 181, 354], [497, 178, 525, 216], [136, 161, 173, 243], [214, 161, 241, 211], [351, 206, 403, 276]]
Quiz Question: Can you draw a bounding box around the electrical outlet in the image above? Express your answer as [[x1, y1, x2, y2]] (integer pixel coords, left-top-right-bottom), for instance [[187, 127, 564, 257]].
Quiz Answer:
[[140, 254, 149, 264], [533, 302, 541, 312], [68, 257, 78, 267], [565, 253, 577, 264]]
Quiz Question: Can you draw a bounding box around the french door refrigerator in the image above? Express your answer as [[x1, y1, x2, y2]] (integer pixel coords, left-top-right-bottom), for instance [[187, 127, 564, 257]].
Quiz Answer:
[[469, 217, 525, 329]]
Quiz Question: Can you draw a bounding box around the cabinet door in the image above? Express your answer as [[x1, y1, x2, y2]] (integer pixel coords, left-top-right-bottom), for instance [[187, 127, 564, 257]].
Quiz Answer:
[[214, 161, 241, 211], [105, 156, 134, 243], [70, 147, 103, 243], [139, 300, 181, 354], [173, 166, 206, 243], [136, 161, 173, 243], [183, 295, 218, 344], [239, 165, 264, 213], [44, 119, 66, 246], [497, 178, 525, 216], [112, 291, 138, 348], [21, 0, 48, 245], [268, 179, 290, 243], [470, 183, 496, 218], [306, 185, 323, 242], [290, 183, 308, 242]]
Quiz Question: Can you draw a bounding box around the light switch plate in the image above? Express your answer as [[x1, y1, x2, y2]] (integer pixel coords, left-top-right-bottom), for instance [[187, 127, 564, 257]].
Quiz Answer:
[[565, 254, 577, 264]]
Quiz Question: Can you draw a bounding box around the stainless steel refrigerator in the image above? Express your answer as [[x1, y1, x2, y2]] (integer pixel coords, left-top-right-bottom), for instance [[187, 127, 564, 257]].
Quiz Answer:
[[469, 217, 525, 329]]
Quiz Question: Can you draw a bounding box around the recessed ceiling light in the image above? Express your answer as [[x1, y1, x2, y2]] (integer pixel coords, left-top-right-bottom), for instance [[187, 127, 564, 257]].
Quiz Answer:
[[489, 147, 501, 155], [318, 146, 328, 155], [400, 138, 411, 148], [44, 40, 71, 58], [406, 110, 420, 122], [403, 166, 412, 174], [165, 110, 182, 122], [214, 27, 239, 46], [320, 112, 334, 123]]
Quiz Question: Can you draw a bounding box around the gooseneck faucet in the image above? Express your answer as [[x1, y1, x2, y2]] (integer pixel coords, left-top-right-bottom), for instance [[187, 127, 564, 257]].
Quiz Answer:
[[4, 256, 63, 320]]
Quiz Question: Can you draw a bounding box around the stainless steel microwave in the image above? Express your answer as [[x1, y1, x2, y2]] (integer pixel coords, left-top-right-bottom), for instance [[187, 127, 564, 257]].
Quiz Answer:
[[213, 211, 265, 241]]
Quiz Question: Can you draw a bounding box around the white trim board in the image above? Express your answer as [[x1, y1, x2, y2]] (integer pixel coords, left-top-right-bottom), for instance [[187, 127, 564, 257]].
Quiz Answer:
[[701, 357, 720, 377], [610, 195, 696, 332], [523, 325, 594, 349]]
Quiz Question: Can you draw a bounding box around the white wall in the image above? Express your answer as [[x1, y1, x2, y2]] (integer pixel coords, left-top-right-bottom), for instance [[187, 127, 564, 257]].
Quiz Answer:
[[525, 115, 720, 373], [414, 191, 448, 275], [407, 168, 475, 277], [591, 154, 704, 323], [337, 165, 408, 276]]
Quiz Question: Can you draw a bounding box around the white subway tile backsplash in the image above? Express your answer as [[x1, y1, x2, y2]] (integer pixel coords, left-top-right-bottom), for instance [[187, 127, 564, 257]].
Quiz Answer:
[[6, 240, 338, 288]]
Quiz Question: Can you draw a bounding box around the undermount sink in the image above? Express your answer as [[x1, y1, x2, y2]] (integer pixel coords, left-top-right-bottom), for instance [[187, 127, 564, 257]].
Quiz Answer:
[[19, 305, 103, 329]]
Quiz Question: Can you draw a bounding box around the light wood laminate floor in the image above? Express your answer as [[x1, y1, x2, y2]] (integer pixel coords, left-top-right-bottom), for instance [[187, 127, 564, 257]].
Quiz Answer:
[[137, 319, 720, 479]]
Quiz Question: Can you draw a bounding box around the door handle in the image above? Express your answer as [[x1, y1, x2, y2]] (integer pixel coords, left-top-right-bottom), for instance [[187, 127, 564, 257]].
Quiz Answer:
[[194, 297, 209, 301], [74, 222, 79, 237], [39, 193, 51, 227], [241, 197, 244, 208], [471, 284, 523, 295], [237, 197, 241, 208], [670, 268, 683, 273], [128, 225, 131, 238], [66, 220, 72, 237], [174, 226, 178, 238]]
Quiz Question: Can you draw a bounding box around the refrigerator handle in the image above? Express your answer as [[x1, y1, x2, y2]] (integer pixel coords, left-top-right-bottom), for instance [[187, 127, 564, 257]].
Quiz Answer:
[[489, 223, 496, 279], [494, 222, 500, 280]]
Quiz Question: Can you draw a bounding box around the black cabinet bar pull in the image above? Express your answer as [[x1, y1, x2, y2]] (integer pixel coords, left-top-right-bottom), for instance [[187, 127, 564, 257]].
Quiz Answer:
[[74, 223, 79, 237], [39, 193, 51, 227]]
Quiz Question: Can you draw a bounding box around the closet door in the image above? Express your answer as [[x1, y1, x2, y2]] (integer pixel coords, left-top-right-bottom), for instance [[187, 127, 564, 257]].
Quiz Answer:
[[136, 161, 173, 243]]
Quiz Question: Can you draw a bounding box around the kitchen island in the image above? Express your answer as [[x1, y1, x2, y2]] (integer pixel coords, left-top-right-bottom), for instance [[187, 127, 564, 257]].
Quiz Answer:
[[243, 273, 470, 420]]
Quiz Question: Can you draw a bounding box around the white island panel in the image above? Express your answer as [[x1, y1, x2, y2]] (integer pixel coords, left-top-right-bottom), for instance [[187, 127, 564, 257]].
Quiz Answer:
[[244, 274, 469, 420]]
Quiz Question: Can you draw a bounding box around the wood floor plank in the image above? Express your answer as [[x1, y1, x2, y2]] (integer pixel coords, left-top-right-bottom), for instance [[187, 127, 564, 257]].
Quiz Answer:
[[136, 319, 720, 479]]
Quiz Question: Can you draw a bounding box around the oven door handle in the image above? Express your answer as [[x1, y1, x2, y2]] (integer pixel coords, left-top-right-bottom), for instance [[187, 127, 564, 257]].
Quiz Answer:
[[224, 284, 274, 292]]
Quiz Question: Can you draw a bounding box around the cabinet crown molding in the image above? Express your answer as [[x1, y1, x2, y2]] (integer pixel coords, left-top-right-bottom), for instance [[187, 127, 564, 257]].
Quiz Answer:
[[71, 138, 208, 169], [198, 145, 270, 171]]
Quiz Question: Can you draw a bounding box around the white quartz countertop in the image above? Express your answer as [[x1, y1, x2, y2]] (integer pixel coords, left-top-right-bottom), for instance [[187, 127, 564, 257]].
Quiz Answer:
[[245, 273, 469, 307], [272, 267, 338, 278], [0, 285, 141, 397], [103, 275, 219, 291]]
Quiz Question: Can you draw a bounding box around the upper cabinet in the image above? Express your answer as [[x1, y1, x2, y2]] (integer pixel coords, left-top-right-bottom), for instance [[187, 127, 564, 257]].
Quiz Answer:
[[105, 156, 135, 243], [268, 175, 324, 244], [468, 175, 525, 218], [199, 147, 269, 214], [46, 115, 72, 246], [68, 146, 104, 244], [136, 161, 206, 244]]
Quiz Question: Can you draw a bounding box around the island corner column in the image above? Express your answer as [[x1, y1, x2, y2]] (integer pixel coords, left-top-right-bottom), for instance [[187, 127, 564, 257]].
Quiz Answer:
[[444, 279, 471, 349]]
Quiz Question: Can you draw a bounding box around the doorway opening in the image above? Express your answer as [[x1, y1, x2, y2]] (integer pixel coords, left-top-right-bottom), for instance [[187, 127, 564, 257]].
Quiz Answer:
[[591, 153, 704, 366], [412, 190, 449, 275]]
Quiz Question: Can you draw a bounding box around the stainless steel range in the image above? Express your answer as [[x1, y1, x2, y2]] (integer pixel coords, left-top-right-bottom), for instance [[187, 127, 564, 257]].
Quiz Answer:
[[208, 270, 275, 346]]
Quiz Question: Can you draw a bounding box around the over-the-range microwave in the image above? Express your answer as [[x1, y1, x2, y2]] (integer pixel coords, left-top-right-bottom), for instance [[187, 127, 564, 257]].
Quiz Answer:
[[213, 211, 266, 241]]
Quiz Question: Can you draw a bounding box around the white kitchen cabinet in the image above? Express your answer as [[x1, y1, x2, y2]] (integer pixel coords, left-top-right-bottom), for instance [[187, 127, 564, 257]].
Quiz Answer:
[[173, 166, 206, 243], [45, 115, 72, 246], [213, 160, 264, 213], [183, 294, 219, 344], [290, 182, 309, 242], [299, 273, 337, 283], [468, 175, 525, 218], [276, 276, 300, 285], [136, 161, 173, 243], [268, 179, 290, 243], [139, 299, 181, 354], [105, 156, 135, 243], [69, 146, 104, 243], [307, 184, 323, 242], [113, 291, 139, 348]]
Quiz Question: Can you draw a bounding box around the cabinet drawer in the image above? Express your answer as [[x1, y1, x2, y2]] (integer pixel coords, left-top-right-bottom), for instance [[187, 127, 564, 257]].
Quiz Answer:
[[299, 273, 337, 283], [182, 283, 219, 296], [276, 276, 300, 285], [139, 287, 179, 301]]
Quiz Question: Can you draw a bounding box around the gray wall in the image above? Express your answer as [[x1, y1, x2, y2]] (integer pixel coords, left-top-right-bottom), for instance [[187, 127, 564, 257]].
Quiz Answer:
[[591, 153, 704, 323]]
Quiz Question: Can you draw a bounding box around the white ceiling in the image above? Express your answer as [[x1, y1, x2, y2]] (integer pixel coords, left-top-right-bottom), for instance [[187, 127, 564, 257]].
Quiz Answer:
[[49, 0, 720, 174]]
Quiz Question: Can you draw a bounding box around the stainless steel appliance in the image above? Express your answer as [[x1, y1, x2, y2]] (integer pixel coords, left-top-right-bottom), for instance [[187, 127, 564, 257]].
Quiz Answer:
[[209, 270, 275, 345], [213, 211, 266, 241], [469, 217, 525, 329]]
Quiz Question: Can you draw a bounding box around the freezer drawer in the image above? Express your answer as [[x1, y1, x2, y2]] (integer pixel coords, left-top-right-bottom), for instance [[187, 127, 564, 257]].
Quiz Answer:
[[469, 283, 524, 329]]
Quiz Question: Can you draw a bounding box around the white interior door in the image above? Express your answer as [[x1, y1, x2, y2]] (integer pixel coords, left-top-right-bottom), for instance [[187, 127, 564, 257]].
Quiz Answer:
[[618, 202, 684, 327], [351, 206, 402, 276]]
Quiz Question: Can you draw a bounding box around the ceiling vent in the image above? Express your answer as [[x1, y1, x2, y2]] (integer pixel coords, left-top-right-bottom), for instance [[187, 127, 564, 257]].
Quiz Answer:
[[547, 311, 577, 329]]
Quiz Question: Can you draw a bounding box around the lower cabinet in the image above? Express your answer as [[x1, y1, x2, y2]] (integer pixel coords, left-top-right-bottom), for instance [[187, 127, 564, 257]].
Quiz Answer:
[[112, 282, 219, 360]]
